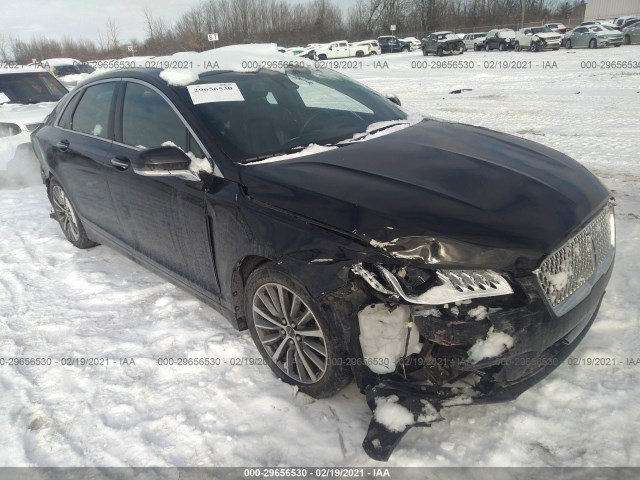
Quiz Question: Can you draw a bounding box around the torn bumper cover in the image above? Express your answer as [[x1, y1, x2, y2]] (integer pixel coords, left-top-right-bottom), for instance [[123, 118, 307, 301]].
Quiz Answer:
[[360, 265, 612, 460], [350, 216, 615, 461]]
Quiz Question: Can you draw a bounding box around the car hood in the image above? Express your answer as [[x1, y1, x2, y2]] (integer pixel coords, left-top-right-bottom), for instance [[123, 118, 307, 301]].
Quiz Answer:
[[535, 32, 562, 39], [239, 120, 610, 270], [0, 102, 57, 128]]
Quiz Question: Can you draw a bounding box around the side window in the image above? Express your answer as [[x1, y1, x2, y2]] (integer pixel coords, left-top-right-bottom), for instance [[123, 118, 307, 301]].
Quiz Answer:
[[71, 82, 116, 138], [122, 82, 188, 151]]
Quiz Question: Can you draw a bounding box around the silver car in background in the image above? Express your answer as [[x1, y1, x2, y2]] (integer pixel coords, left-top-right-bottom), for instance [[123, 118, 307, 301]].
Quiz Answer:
[[564, 25, 624, 49], [462, 32, 487, 51], [623, 20, 640, 44]]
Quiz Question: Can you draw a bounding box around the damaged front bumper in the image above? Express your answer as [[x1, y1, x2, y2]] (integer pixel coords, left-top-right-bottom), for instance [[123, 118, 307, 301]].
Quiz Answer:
[[352, 257, 613, 461]]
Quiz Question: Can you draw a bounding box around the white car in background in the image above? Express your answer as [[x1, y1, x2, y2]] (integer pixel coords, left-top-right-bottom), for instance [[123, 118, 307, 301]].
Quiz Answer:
[[41, 58, 95, 89], [462, 32, 488, 51], [515, 26, 562, 51], [399, 37, 422, 51], [0, 68, 67, 185], [350, 40, 381, 55]]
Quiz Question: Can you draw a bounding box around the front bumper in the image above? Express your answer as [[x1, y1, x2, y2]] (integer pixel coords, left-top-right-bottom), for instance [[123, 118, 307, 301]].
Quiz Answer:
[[359, 257, 614, 461]]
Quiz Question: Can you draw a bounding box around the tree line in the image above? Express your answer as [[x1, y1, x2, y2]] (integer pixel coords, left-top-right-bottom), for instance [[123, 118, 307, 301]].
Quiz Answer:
[[1, 0, 585, 63]]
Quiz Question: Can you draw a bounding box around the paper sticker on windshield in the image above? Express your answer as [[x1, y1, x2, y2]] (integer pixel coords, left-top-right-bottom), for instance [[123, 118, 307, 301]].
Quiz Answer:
[[187, 83, 244, 104], [0, 92, 10, 104]]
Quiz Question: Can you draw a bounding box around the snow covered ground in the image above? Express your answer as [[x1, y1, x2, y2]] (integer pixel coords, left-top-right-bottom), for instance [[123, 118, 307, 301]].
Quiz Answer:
[[1, 46, 639, 467]]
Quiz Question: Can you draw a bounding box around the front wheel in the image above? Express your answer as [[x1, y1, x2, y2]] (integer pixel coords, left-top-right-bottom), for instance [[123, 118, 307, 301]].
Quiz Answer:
[[422, 47, 428, 56], [48, 178, 98, 249], [624, 35, 631, 45], [474, 44, 480, 51], [245, 265, 351, 399], [437, 47, 443, 57], [589, 38, 597, 49], [514, 41, 521, 52], [498, 42, 506, 51], [565, 39, 572, 49], [485, 43, 491, 51], [401, 46, 409, 53], [530, 42, 539, 52]]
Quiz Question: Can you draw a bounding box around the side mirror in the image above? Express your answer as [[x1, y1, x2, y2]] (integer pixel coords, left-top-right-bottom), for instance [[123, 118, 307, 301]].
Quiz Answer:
[[387, 94, 401, 106], [134, 145, 200, 181]]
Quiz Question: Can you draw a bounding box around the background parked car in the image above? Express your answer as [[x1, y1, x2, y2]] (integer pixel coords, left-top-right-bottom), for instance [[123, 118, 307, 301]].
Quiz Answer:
[[351, 40, 381, 55], [545, 22, 567, 33], [623, 20, 640, 44], [462, 32, 487, 51], [421, 31, 465, 56], [614, 15, 640, 28], [565, 25, 624, 49], [0, 68, 67, 182], [41, 58, 95, 89], [399, 36, 422, 51], [515, 26, 562, 51], [485, 28, 517, 51], [377, 35, 412, 53]]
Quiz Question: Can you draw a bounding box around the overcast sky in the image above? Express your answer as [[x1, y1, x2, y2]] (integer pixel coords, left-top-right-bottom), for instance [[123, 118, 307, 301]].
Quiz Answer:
[[2, 0, 360, 44]]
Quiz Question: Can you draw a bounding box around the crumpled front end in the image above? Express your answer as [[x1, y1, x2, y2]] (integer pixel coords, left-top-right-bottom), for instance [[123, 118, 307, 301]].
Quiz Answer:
[[348, 204, 615, 461]]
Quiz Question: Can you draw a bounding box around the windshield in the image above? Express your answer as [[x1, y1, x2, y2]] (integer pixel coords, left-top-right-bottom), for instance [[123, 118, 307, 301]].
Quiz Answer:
[[498, 30, 516, 38], [531, 27, 552, 34], [0, 72, 67, 104], [439, 33, 458, 40], [588, 26, 604, 32], [186, 68, 407, 163]]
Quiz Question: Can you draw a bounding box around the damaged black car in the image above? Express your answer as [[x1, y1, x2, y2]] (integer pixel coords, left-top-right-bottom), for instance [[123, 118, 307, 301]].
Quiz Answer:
[[32, 63, 615, 461], [421, 31, 466, 56]]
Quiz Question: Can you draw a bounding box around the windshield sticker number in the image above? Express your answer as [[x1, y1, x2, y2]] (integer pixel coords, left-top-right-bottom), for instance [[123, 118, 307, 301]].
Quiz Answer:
[[187, 83, 245, 104]]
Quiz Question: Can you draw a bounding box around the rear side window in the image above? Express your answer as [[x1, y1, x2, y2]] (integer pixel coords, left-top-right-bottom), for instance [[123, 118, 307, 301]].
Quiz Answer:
[[71, 82, 116, 138]]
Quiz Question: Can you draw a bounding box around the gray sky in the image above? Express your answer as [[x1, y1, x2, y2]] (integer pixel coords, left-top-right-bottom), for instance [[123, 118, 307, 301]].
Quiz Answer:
[[2, 0, 360, 43]]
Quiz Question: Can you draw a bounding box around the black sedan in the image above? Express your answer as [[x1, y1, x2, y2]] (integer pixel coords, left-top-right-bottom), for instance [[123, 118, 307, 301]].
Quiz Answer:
[[32, 63, 615, 460]]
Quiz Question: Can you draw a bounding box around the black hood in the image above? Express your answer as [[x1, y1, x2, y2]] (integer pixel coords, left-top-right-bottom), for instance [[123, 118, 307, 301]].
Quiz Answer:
[[239, 120, 609, 270]]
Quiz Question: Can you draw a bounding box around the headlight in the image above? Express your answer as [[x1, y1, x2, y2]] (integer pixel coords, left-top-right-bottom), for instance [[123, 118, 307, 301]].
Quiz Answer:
[[0, 122, 22, 137], [353, 263, 513, 305]]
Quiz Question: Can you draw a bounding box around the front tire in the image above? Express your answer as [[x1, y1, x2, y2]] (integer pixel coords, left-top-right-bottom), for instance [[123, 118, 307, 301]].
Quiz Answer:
[[589, 38, 597, 49], [498, 42, 506, 51], [624, 35, 631, 45], [565, 39, 572, 49], [514, 41, 521, 51], [437, 47, 443, 57], [401, 46, 409, 53], [485, 43, 491, 51], [422, 47, 428, 56], [245, 265, 351, 399], [48, 178, 98, 249], [530, 42, 539, 52]]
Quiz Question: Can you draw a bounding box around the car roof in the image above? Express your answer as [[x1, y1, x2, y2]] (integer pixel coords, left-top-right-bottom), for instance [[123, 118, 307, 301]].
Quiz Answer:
[[0, 67, 52, 75], [433, 31, 453, 34]]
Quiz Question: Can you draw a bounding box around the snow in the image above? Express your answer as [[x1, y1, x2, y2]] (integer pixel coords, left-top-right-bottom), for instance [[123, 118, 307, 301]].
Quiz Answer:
[[373, 396, 415, 433], [357, 304, 421, 374], [467, 327, 515, 364], [160, 141, 213, 174], [159, 69, 200, 87], [1, 45, 640, 467], [468, 305, 489, 321], [243, 143, 338, 164]]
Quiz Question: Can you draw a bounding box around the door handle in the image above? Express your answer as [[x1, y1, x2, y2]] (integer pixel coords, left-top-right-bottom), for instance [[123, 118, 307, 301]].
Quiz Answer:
[[56, 140, 70, 152], [110, 157, 130, 170]]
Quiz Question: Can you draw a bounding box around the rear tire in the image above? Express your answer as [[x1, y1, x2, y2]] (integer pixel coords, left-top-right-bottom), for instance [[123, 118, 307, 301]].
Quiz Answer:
[[624, 35, 631, 45], [437, 47, 443, 57], [474, 44, 480, 51], [565, 39, 572, 49], [401, 46, 409, 53], [514, 41, 521, 52], [485, 43, 491, 51], [498, 42, 506, 51], [48, 178, 98, 249], [244, 265, 351, 399]]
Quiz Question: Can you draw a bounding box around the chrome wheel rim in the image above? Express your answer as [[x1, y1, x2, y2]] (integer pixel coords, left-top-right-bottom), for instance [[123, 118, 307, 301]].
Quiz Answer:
[[252, 283, 328, 384], [51, 185, 80, 242]]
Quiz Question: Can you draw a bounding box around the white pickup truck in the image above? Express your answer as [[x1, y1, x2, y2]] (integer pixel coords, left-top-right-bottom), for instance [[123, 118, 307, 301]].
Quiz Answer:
[[314, 40, 372, 60]]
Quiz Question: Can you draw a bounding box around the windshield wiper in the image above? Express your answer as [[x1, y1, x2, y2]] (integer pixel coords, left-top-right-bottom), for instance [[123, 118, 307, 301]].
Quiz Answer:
[[338, 121, 411, 145], [242, 146, 306, 164]]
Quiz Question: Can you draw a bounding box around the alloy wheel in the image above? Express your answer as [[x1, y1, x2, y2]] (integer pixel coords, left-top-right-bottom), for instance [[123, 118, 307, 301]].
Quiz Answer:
[[252, 283, 328, 384], [51, 185, 80, 242]]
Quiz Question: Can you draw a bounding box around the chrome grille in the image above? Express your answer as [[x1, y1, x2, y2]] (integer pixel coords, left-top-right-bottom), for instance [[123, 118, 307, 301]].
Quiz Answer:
[[535, 207, 613, 310]]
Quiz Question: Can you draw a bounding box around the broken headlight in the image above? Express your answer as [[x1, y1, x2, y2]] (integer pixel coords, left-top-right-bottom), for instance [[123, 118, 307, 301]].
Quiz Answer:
[[352, 263, 513, 305]]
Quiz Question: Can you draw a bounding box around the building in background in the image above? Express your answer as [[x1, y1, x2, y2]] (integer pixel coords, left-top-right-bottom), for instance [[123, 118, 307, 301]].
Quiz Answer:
[[584, 0, 640, 21]]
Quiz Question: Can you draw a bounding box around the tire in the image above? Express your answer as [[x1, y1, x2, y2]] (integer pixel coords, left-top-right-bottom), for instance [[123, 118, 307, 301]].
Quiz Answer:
[[552, 47, 560, 50], [624, 35, 631, 45], [474, 44, 480, 51], [370, 51, 377, 55], [589, 38, 597, 49], [318, 54, 327, 60], [401, 46, 409, 52], [422, 47, 428, 56], [48, 178, 98, 249], [614, 44, 621, 47], [498, 42, 506, 51], [437, 47, 443, 57], [514, 41, 521, 52], [485, 43, 491, 51], [565, 39, 572, 49], [355, 50, 364, 57], [530, 42, 539, 52], [244, 265, 351, 399]]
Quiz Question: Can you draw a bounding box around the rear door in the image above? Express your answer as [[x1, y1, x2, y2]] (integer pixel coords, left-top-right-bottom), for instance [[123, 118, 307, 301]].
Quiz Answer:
[[106, 79, 219, 295], [47, 81, 123, 238]]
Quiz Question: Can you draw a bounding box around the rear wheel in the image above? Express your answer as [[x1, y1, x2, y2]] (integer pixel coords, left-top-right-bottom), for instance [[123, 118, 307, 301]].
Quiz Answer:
[[485, 43, 491, 51], [437, 47, 444, 57], [514, 41, 521, 51], [565, 39, 572, 49], [474, 44, 480, 51], [245, 265, 351, 398], [48, 178, 98, 249], [624, 35, 631, 45], [498, 42, 506, 51], [401, 46, 409, 52]]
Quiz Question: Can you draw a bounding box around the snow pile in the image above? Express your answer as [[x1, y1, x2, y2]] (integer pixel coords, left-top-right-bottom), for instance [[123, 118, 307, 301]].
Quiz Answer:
[[159, 69, 200, 87], [0, 135, 41, 189], [417, 399, 441, 424], [467, 327, 514, 364], [374, 396, 414, 433], [441, 395, 474, 407], [358, 303, 421, 374], [468, 305, 489, 321]]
